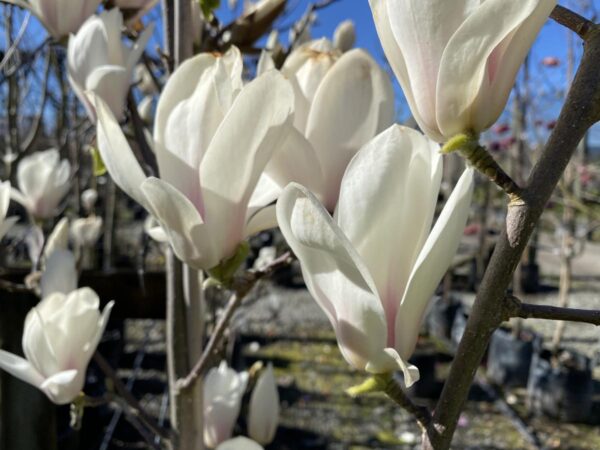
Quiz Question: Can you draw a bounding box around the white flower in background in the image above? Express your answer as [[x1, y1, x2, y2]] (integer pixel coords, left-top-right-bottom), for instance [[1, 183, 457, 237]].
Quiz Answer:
[[248, 364, 279, 445], [12, 149, 71, 220], [27, 0, 101, 39], [81, 188, 99, 213], [369, 0, 556, 142], [277, 125, 474, 386], [42, 217, 70, 264], [71, 216, 103, 249], [40, 249, 77, 298], [333, 20, 355, 52], [204, 361, 249, 448], [93, 47, 294, 270], [262, 39, 394, 211], [0, 250, 113, 405], [216, 437, 263, 450], [0, 181, 18, 240], [67, 8, 154, 121]]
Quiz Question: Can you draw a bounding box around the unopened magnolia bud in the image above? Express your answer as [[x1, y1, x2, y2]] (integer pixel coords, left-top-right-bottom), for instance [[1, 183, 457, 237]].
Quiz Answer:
[[248, 364, 279, 445], [81, 188, 98, 212], [333, 20, 355, 52]]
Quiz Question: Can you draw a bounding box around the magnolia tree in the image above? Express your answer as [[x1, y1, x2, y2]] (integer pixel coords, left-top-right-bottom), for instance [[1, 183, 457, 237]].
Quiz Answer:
[[0, 0, 599, 449]]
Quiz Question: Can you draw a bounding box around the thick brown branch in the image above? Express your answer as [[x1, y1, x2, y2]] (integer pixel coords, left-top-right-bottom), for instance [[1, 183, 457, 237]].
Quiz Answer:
[[550, 5, 595, 39], [505, 295, 600, 326], [175, 252, 293, 392], [424, 24, 600, 450]]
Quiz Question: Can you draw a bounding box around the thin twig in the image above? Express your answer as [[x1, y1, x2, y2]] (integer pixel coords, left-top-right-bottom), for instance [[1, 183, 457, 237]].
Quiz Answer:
[[0, 278, 32, 294], [505, 294, 600, 326], [93, 352, 171, 442], [373, 374, 432, 431], [550, 5, 595, 39], [175, 252, 293, 392]]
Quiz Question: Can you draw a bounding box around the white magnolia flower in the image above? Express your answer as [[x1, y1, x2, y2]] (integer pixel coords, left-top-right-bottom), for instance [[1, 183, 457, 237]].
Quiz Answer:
[[27, 0, 101, 39], [0, 181, 18, 240], [216, 437, 263, 450], [81, 188, 98, 213], [263, 39, 394, 211], [67, 8, 153, 121], [71, 216, 103, 248], [12, 149, 70, 220], [248, 364, 279, 445], [0, 253, 113, 404], [277, 125, 474, 386], [204, 361, 249, 448], [42, 218, 70, 265], [94, 47, 294, 270], [369, 0, 556, 142]]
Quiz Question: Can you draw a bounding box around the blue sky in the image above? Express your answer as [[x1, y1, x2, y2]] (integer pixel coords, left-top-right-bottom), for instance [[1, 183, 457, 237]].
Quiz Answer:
[[3, 0, 600, 147]]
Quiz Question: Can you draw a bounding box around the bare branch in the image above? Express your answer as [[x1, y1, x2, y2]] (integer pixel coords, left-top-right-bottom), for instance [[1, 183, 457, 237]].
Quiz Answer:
[[175, 252, 293, 392], [93, 352, 171, 443], [550, 5, 595, 39], [423, 23, 600, 450], [505, 295, 600, 326]]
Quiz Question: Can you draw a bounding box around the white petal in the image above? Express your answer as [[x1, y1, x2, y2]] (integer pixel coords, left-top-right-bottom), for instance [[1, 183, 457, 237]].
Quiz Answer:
[[140, 177, 217, 270], [336, 125, 442, 343], [436, 0, 553, 136], [216, 437, 264, 450], [264, 127, 325, 204], [93, 93, 148, 208], [0, 180, 12, 219], [395, 168, 474, 360], [43, 217, 70, 262], [40, 369, 82, 404], [199, 70, 294, 264], [276, 183, 403, 374], [470, 0, 556, 133], [305, 49, 394, 208], [0, 351, 45, 390], [41, 249, 77, 298], [383, 0, 479, 136], [248, 364, 279, 445], [85, 65, 129, 121], [245, 205, 277, 238]]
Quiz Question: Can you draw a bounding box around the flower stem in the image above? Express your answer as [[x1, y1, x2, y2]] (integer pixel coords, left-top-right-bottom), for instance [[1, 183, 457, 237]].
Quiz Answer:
[[442, 133, 523, 204]]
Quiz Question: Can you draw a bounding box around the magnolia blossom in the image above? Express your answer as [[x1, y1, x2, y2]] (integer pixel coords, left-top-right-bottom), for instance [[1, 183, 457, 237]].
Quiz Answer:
[[262, 39, 394, 211], [0, 181, 18, 240], [216, 437, 263, 450], [277, 125, 474, 386], [68, 8, 153, 121], [81, 188, 99, 213], [27, 0, 101, 39], [204, 361, 249, 448], [0, 251, 113, 404], [71, 216, 103, 248], [248, 364, 279, 445], [369, 0, 556, 142], [12, 149, 70, 219], [94, 47, 294, 270]]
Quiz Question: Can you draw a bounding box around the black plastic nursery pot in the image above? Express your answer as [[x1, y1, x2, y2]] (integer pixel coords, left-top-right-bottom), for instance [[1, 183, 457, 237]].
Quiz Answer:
[[426, 296, 462, 345], [486, 327, 539, 388], [527, 347, 594, 423]]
